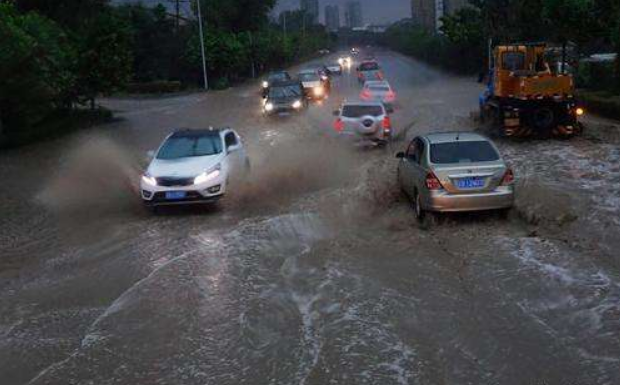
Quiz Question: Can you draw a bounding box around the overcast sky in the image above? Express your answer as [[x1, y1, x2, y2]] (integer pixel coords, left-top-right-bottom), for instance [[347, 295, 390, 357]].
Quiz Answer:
[[274, 0, 411, 25], [114, 0, 412, 26]]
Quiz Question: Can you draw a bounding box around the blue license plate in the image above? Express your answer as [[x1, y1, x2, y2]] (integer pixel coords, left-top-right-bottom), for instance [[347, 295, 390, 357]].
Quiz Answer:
[[456, 178, 485, 189], [165, 191, 187, 200]]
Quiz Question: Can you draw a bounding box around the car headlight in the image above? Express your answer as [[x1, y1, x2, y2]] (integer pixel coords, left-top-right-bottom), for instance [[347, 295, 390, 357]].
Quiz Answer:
[[262, 81, 269, 88], [142, 173, 157, 187], [292, 100, 302, 109], [338, 58, 344, 65], [313, 86, 324, 96], [264, 102, 274, 112], [194, 164, 221, 185]]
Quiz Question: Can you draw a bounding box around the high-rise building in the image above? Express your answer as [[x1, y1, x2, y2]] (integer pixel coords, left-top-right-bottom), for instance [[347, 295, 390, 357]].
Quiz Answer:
[[411, 0, 469, 33], [345, 1, 363, 29], [325, 5, 340, 32], [301, 0, 319, 25]]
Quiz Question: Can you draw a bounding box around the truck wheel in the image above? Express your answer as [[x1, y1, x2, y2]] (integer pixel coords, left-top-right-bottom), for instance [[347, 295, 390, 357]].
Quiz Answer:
[[533, 107, 555, 136]]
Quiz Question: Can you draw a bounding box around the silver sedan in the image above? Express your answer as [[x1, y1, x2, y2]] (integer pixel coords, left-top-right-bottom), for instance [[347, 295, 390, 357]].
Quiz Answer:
[[397, 132, 515, 219]]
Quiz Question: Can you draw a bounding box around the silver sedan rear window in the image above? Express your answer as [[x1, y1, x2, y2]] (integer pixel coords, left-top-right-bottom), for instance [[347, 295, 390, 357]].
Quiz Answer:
[[431, 141, 500, 164]]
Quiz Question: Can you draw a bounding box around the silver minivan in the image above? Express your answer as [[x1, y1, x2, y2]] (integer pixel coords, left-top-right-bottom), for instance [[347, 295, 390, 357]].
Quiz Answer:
[[396, 132, 515, 219]]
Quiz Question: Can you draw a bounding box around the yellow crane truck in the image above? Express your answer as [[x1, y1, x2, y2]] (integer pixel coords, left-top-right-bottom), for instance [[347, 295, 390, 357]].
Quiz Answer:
[[480, 43, 585, 137]]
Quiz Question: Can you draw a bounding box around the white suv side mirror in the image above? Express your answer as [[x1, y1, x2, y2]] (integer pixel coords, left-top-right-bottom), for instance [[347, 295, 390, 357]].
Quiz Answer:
[[146, 150, 155, 162], [227, 144, 242, 153]]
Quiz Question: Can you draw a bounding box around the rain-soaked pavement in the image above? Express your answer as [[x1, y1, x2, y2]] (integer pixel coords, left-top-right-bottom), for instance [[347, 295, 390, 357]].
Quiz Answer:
[[1, 50, 619, 385]]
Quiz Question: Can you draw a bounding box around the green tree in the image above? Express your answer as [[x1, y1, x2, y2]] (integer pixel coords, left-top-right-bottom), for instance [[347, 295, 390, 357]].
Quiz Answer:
[[14, 0, 110, 29], [186, 29, 249, 84], [116, 3, 186, 82], [72, 10, 133, 108], [0, 3, 76, 133], [441, 7, 483, 46], [192, 0, 277, 32], [542, 0, 597, 46]]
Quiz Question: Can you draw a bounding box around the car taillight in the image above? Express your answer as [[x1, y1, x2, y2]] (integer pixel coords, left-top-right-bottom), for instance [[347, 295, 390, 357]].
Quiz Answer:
[[361, 90, 371, 99], [425, 172, 442, 190], [501, 168, 515, 185], [386, 91, 395, 101], [377, 71, 384, 80], [382, 116, 391, 129], [334, 118, 344, 132]]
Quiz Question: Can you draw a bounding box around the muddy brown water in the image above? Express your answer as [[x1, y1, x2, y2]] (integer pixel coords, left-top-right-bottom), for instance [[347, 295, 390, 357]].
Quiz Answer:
[[1, 51, 619, 385]]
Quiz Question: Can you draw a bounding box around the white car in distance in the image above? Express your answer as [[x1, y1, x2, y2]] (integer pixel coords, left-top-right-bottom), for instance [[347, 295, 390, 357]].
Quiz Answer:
[[141, 128, 248, 208], [361, 80, 396, 108]]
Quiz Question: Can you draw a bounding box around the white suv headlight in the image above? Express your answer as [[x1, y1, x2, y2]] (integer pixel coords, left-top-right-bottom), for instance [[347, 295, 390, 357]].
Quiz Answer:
[[262, 81, 269, 88], [194, 164, 221, 185], [292, 100, 302, 109], [142, 173, 157, 187], [264, 102, 274, 112]]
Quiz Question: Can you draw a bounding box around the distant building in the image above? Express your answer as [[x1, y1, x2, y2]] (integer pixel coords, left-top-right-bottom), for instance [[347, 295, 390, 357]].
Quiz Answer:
[[411, 0, 469, 33], [367, 25, 389, 33], [301, 0, 319, 24], [325, 5, 340, 32], [345, 1, 363, 29]]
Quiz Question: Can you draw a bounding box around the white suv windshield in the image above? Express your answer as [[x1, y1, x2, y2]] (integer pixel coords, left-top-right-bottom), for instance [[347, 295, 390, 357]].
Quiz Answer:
[[157, 134, 223, 159]]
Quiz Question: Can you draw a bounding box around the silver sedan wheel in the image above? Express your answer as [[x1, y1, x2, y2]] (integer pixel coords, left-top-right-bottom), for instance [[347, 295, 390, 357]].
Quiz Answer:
[[414, 191, 424, 220]]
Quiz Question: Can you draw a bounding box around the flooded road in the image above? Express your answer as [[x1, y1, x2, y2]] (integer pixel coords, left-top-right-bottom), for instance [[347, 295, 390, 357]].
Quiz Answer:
[[1, 50, 619, 385]]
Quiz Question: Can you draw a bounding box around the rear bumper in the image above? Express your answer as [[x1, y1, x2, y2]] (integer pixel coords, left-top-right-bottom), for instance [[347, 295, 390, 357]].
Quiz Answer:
[[338, 131, 389, 146], [424, 187, 514, 212]]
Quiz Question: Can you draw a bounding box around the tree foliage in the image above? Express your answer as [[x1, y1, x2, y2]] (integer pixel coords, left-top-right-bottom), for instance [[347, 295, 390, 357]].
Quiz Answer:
[[389, 0, 620, 89], [0, 3, 76, 132], [73, 10, 133, 106], [192, 0, 277, 32]]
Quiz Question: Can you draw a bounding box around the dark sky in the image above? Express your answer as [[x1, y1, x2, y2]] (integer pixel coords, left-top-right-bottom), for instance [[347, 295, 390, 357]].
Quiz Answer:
[[274, 0, 411, 25]]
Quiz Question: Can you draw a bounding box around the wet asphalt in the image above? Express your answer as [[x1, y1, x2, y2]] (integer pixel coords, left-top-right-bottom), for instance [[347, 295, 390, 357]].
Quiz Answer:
[[1, 50, 619, 385]]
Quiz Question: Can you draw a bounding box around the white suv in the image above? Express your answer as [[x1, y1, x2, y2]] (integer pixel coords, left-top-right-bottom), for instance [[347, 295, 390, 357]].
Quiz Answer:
[[333, 101, 392, 146], [140, 128, 248, 208]]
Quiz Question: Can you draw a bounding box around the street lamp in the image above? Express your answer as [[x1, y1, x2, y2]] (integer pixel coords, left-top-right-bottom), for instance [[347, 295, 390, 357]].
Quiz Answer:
[[196, 0, 209, 90]]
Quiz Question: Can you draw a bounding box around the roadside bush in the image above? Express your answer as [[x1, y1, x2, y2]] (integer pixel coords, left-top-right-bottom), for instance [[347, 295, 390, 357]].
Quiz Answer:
[[126, 81, 182, 94], [382, 23, 482, 74], [576, 61, 615, 90], [211, 77, 230, 90], [1, 107, 113, 148], [579, 90, 620, 120]]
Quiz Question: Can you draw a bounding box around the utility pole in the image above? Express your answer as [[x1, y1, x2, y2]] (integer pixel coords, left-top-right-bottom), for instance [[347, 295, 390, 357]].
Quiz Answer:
[[196, 0, 209, 90], [248, 31, 256, 78], [175, 0, 180, 30]]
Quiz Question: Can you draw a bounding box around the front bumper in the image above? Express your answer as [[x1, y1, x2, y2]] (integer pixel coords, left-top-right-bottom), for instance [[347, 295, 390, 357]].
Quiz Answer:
[[304, 87, 328, 100], [140, 176, 226, 206], [264, 105, 303, 116], [423, 186, 514, 212]]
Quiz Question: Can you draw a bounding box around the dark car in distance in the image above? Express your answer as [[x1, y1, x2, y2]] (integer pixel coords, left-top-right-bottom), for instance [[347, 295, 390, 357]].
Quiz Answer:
[[262, 71, 292, 97], [262, 80, 307, 116]]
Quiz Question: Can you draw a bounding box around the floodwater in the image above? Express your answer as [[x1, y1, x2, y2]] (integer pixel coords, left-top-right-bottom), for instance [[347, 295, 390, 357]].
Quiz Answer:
[[1, 50, 619, 385]]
